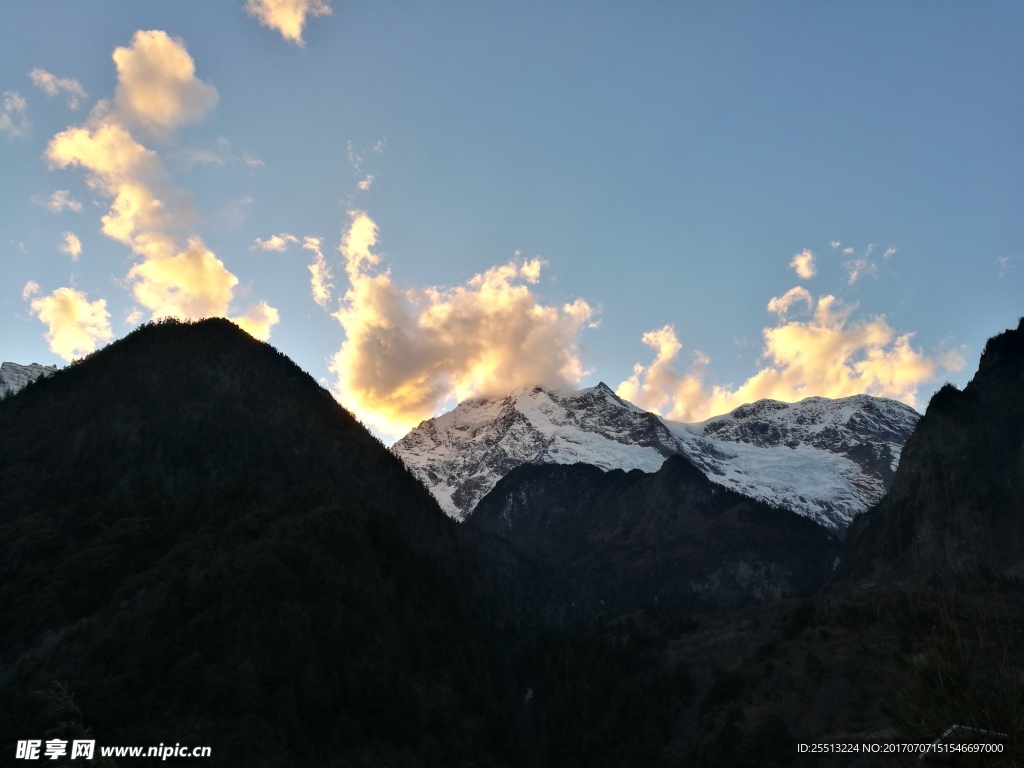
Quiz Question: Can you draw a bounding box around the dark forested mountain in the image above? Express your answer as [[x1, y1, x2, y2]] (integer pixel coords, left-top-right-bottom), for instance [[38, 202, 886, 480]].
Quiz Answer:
[[834, 317, 1024, 590], [4, 316, 1022, 767], [0, 319, 530, 766], [469, 456, 841, 612]]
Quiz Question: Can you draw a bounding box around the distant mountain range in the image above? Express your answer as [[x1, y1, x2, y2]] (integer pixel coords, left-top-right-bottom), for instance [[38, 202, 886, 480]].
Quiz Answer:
[[0, 361, 56, 398], [393, 382, 919, 531]]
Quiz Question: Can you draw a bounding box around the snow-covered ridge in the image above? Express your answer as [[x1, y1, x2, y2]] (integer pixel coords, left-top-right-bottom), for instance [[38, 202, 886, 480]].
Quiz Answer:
[[393, 383, 677, 520], [664, 395, 920, 530], [393, 384, 920, 530], [0, 362, 57, 398]]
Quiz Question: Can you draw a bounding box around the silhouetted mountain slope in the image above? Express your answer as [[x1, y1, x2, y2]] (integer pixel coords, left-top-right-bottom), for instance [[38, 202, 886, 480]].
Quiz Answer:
[[834, 318, 1024, 589], [469, 455, 841, 611], [0, 319, 527, 766]]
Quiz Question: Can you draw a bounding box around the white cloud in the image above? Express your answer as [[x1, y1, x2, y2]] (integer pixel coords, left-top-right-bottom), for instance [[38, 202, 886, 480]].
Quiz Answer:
[[29, 69, 88, 110], [789, 248, 816, 280], [28, 286, 113, 361], [829, 241, 841, 250], [618, 292, 963, 422], [245, 0, 332, 46], [329, 210, 596, 439], [0, 91, 29, 137], [252, 233, 298, 251], [60, 231, 82, 259], [22, 281, 41, 300]]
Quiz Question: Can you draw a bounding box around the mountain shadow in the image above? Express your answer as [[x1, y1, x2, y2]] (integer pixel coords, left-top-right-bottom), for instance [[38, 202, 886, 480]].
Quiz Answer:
[[468, 455, 841, 612]]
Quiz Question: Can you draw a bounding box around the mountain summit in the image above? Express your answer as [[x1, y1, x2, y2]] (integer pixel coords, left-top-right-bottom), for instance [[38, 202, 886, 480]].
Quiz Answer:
[[393, 384, 919, 530]]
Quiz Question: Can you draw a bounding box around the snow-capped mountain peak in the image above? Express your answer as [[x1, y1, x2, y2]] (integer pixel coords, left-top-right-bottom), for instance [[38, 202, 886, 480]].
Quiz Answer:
[[393, 382, 679, 520], [393, 384, 920, 531]]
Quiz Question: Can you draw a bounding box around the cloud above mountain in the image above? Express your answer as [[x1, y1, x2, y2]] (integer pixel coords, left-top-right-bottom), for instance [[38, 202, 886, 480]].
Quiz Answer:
[[619, 290, 963, 422], [30, 29, 277, 353], [25, 285, 113, 362], [328, 211, 596, 438]]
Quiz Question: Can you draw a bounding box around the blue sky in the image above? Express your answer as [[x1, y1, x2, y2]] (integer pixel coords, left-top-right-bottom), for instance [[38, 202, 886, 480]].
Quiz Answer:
[[2, 1, 1021, 440]]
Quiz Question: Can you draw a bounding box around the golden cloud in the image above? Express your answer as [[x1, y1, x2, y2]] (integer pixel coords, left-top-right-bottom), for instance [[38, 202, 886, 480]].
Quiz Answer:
[[113, 31, 218, 133], [232, 301, 280, 341], [618, 292, 963, 422], [127, 235, 238, 319], [42, 31, 278, 340], [28, 286, 113, 362], [245, 0, 332, 45], [329, 211, 596, 439]]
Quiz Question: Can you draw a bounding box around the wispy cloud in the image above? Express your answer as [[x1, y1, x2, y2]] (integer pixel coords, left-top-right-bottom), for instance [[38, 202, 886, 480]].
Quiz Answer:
[[843, 243, 892, 286], [329, 210, 596, 439], [22, 281, 40, 301], [996, 255, 1019, 278], [251, 233, 298, 251], [789, 248, 816, 280], [304, 236, 332, 307], [59, 231, 82, 260], [618, 290, 963, 421], [27, 286, 113, 361], [0, 91, 29, 138], [244, 0, 332, 46], [29, 69, 87, 110], [32, 189, 83, 213]]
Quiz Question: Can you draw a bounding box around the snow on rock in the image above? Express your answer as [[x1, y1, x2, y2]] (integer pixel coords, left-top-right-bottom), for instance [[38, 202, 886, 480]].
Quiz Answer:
[[0, 362, 57, 398]]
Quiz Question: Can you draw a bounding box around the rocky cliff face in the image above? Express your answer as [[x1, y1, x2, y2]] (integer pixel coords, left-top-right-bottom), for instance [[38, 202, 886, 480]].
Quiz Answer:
[[468, 455, 841, 611], [394, 383, 918, 531], [834, 318, 1024, 589], [0, 361, 56, 398]]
